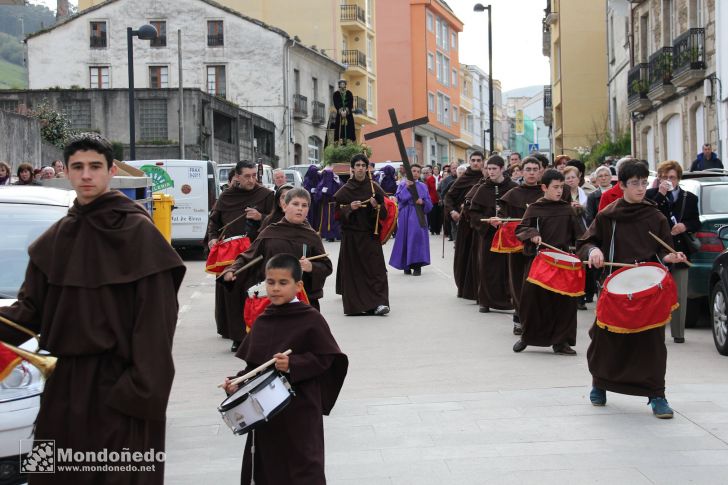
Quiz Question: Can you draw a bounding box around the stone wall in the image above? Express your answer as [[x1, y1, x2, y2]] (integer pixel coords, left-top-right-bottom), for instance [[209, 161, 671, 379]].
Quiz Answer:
[[0, 110, 42, 170]]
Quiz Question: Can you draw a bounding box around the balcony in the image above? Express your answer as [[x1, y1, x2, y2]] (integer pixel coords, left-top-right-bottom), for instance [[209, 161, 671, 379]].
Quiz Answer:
[[293, 94, 308, 119], [647, 47, 676, 102], [672, 28, 706, 87], [312, 101, 326, 125], [342, 49, 367, 72], [628, 63, 652, 113], [341, 4, 366, 31], [543, 86, 552, 126], [353, 96, 367, 114]]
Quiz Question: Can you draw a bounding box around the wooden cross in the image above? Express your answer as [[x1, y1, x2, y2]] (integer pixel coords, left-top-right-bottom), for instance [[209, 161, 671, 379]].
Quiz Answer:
[[364, 108, 429, 227]]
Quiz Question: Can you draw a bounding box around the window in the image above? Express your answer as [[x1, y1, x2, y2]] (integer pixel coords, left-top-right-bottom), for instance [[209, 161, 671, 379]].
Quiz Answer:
[[207, 65, 226, 97], [207, 20, 224, 46], [436, 93, 450, 125], [62, 100, 91, 130], [294, 69, 300, 94], [452, 69, 457, 88], [690, 0, 704, 27], [308, 136, 323, 164], [451, 32, 457, 50], [662, 0, 674, 45], [427, 52, 434, 71], [426, 11, 434, 32], [367, 36, 373, 71], [312, 77, 318, 101], [435, 17, 441, 45], [443, 96, 451, 127], [428, 92, 435, 112], [609, 15, 615, 63], [149, 66, 169, 88], [140, 99, 168, 140], [367, 79, 374, 117], [440, 22, 449, 50], [453, 106, 458, 123], [89, 66, 110, 88], [150, 21, 166, 47], [90, 21, 107, 48], [436, 52, 450, 86]]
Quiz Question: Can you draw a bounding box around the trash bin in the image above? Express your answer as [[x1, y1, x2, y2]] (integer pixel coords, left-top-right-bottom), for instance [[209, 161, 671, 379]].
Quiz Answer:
[[152, 193, 174, 243]]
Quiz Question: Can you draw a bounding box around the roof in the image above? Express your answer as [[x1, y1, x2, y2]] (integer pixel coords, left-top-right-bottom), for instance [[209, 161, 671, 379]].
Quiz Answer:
[[25, 0, 291, 41]]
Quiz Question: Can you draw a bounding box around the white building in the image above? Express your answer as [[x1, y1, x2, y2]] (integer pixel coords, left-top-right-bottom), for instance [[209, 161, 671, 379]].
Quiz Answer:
[[716, 1, 728, 158], [606, 0, 631, 139], [25, 0, 344, 166], [465, 64, 490, 152]]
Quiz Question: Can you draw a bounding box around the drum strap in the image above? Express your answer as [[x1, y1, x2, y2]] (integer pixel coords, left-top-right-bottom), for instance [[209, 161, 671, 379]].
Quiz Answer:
[[250, 429, 256, 485], [608, 221, 616, 276]]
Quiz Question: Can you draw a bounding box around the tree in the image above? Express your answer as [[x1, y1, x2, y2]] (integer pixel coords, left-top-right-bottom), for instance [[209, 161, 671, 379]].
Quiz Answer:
[[30, 101, 73, 149]]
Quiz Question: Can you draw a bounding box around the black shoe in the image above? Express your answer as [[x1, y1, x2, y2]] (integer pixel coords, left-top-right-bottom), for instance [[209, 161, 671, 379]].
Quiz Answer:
[[674, 337, 685, 343], [553, 343, 577, 355], [326, 238, 335, 242], [412, 268, 422, 276], [513, 314, 520, 324], [404, 269, 412, 275], [584, 296, 594, 303], [577, 302, 587, 310], [513, 340, 527, 352], [513, 324, 523, 336], [231, 340, 241, 352], [448, 237, 454, 241], [479, 306, 490, 313]]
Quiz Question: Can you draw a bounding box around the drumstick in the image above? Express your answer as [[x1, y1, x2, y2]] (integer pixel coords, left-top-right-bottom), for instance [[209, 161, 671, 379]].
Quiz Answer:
[[339, 200, 370, 208], [581, 261, 638, 268], [538, 241, 568, 253], [305, 253, 330, 261], [480, 218, 522, 223], [219, 349, 293, 388], [648, 231, 694, 267], [216, 255, 264, 282]]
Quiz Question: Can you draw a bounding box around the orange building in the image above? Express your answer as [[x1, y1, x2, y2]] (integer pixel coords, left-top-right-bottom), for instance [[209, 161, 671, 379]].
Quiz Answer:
[[364, 0, 463, 166]]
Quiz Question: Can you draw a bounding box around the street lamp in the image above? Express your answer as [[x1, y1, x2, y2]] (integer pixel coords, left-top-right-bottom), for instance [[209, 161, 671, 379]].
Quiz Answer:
[[127, 24, 158, 160], [473, 3, 494, 155]]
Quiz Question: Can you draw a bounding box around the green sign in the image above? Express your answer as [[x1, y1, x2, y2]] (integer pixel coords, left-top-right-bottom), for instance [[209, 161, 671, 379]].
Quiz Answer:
[[139, 165, 174, 192]]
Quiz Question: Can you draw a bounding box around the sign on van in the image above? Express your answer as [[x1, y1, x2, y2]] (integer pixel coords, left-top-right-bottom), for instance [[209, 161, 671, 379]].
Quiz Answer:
[[139, 165, 175, 192]]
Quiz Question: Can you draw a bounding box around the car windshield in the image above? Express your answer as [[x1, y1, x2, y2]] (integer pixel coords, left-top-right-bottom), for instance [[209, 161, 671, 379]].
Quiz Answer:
[[0, 203, 68, 298], [700, 185, 728, 215], [285, 173, 295, 183], [219, 168, 231, 183]]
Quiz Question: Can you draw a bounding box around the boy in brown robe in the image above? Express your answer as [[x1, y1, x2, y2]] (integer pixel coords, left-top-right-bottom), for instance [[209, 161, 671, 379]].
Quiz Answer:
[[208, 160, 275, 351], [0, 133, 186, 484], [512, 169, 585, 355], [222, 254, 348, 484], [467, 155, 518, 313], [499, 157, 544, 334], [223, 188, 332, 311], [334, 154, 390, 316], [577, 160, 687, 418], [445, 152, 484, 300]]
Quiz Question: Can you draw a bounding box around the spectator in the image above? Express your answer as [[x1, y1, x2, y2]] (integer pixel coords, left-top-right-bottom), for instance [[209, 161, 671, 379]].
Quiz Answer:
[[597, 156, 641, 211], [510, 162, 523, 184], [646, 160, 700, 344], [585, 166, 612, 226], [52, 159, 66, 178], [40, 166, 56, 180], [272, 169, 286, 189], [422, 165, 442, 235], [602, 156, 617, 175], [567, 159, 597, 195], [13, 163, 40, 186], [554, 154, 570, 172], [379, 165, 398, 196], [0, 161, 11, 186], [690, 143, 723, 172]]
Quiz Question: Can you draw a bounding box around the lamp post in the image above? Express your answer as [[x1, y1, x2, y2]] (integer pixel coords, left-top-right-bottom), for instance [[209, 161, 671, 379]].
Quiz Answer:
[[473, 3, 494, 155], [127, 24, 158, 161]]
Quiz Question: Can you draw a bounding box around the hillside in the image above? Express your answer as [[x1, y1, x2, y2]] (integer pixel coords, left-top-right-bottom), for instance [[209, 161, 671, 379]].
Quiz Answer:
[[0, 58, 26, 89]]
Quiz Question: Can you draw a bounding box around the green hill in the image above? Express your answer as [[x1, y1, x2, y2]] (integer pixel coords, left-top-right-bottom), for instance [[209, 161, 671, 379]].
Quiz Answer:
[[0, 58, 26, 89]]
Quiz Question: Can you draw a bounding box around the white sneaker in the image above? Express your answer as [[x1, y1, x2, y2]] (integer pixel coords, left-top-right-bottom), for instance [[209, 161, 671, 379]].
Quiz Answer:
[[374, 305, 390, 316]]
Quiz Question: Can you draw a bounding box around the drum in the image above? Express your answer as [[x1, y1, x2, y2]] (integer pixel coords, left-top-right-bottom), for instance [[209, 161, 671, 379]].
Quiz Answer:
[[205, 236, 251, 275], [218, 370, 295, 435], [490, 222, 523, 253], [379, 197, 398, 245], [596, 262, 678, 333], [526, 250, 585, 297], [244, 284, 310, 332]]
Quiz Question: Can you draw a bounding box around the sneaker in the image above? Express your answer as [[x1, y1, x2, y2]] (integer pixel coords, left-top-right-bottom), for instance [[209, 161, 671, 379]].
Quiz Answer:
[[512, 339, 527, 352], [553, 343, 577, 355], [479, 306, 490, 313], [649, 397, 674, 419], [513, 323, 523, 335], [374, 305, 390, 316], [590, 387, 606, 406]]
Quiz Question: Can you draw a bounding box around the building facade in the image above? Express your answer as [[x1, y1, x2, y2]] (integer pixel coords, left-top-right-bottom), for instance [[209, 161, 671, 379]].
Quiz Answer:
[[543, 0, 609, 157], [717, 0, 728, 158], [78, 0, 378, 136], [607, 0, 632, 139], [27, 0, 343, 166], [628, 0, 717, 170], [507, 89, 551, 158], [364, 0, 463, 167]]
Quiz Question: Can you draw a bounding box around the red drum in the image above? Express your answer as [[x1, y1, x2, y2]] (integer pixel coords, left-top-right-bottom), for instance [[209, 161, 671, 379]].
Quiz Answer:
[[379, 197, 398, 245], [596, 263, 678, 334], [526, 250, 585, 297], [205, 236, 251, 275], [244, 288, 310, 332], [490, 222, 523, 253]]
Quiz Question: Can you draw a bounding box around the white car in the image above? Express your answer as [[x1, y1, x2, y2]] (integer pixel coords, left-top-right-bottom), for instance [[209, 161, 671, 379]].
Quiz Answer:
[[282, 169, 303, 188], [0, 186, 75, 482]]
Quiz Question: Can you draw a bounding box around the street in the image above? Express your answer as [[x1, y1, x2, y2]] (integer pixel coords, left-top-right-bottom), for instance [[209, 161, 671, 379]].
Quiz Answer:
[[166, 236, 728, 485]]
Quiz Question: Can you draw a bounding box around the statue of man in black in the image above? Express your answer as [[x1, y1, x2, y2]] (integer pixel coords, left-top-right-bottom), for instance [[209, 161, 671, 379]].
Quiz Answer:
[[333, 80, 356, 143]]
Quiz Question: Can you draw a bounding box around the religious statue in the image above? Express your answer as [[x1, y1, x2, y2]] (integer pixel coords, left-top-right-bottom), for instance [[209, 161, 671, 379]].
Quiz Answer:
[[332, 80, 356, 143]]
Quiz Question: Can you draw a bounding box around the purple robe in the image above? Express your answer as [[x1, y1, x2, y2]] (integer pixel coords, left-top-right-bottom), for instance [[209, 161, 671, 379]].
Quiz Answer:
[[315, 169, 342, 240], [389, 180, 432, 269], [380, 165, 398, 196], [303, 165, 321, 228]]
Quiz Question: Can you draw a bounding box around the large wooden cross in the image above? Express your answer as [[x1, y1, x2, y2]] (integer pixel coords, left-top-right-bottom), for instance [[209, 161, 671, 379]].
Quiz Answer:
[[364, 108, 429, 227]]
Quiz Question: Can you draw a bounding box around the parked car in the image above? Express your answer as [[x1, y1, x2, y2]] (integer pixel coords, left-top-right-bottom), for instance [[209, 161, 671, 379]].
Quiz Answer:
[[282, 169, 303, 188], [0, 186, 75, 484], [709, 226, 728, 355]]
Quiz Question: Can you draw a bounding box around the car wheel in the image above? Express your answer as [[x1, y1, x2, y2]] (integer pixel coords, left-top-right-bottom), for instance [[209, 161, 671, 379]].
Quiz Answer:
[[711, 281, 728, 356]]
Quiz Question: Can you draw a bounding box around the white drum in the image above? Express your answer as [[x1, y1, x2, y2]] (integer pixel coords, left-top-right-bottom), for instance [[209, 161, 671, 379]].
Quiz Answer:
[[218, 370, 295, 435], [605, 265, 666, 295]]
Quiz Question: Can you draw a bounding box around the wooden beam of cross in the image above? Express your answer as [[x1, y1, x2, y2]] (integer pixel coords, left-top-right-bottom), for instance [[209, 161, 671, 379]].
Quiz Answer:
[[364, 109, 429, 227]]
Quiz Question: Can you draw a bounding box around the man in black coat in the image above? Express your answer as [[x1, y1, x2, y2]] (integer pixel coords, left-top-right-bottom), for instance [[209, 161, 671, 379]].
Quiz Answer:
[[645, 161, 700, 344], [333, 80, 356, 143]]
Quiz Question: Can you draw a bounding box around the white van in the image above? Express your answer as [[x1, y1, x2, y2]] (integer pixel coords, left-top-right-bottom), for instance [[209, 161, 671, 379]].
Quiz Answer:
[[126, 160, 219, 249]]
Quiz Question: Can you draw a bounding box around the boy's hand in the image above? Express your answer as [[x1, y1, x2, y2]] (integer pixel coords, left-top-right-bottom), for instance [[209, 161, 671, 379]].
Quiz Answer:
[[274, 353, 289, 372], [222, 377, 239, 395], [664, 251, 687, 264], [489, 217, 502, 228], [223, 270, 236, 282], [530, 235, 542, 245], [300, 257, 313, 272], [588, 248, 605, 268]]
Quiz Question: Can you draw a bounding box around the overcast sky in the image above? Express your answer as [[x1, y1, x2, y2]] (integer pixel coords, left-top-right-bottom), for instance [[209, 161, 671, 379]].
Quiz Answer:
[[31, 0, 550, 93]]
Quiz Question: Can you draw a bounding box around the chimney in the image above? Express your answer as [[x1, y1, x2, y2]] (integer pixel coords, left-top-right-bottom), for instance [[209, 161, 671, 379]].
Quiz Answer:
[[56, 0, 70, 20]]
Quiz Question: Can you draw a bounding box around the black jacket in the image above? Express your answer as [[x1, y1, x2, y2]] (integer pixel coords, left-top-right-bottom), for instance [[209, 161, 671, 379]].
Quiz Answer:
[[645, 187, 700, 254], [584, 189, 603, 227]]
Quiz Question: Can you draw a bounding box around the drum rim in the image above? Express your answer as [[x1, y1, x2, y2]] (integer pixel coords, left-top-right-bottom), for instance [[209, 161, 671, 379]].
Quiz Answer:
[[218, 369, 280, 411], [539, 249, 581, 264], [220, 235, 251, 244], [603, 262, 667, 296]]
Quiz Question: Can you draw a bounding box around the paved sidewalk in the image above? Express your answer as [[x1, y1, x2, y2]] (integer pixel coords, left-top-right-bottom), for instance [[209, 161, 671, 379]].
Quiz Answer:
[[166, 237, 728, 484]]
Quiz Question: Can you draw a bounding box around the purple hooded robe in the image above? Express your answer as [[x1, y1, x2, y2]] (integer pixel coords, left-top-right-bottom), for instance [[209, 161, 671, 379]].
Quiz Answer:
[[303, 165, 321, 228], [389, 179, 433, 269], [315, 169, 342, 240]]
